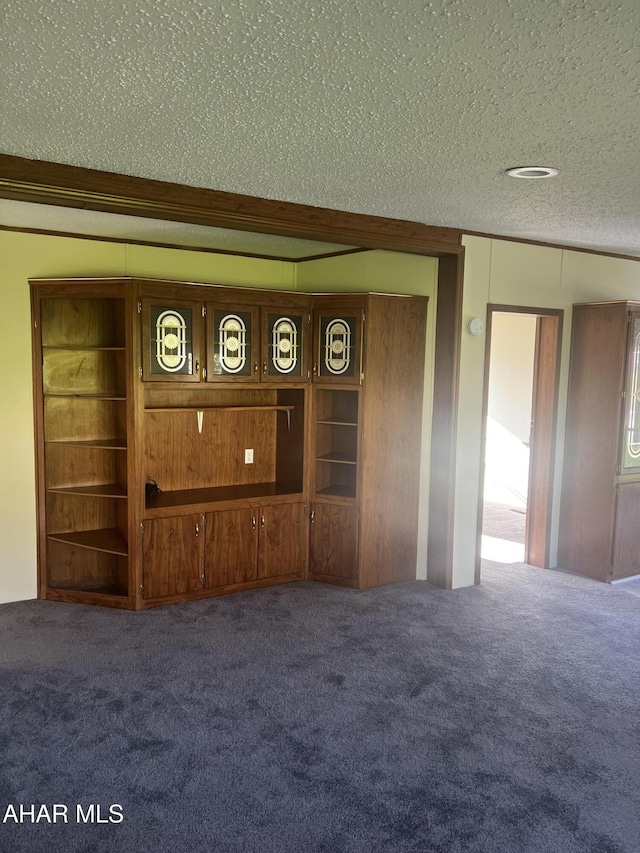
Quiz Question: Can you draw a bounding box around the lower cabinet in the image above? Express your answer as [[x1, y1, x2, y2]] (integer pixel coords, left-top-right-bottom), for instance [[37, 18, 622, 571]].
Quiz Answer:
[[309, 503, 359, 583], [142, 513, 204, 599], [143, 502, 306, 601], [612, 482, 640, 580]]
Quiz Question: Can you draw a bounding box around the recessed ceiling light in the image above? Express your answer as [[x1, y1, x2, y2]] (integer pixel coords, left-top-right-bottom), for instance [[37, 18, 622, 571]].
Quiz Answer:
[[506, 166, 559, 179]]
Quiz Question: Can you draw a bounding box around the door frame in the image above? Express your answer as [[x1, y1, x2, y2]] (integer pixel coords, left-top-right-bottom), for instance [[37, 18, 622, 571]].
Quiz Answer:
[[476, 304, 563, 581]]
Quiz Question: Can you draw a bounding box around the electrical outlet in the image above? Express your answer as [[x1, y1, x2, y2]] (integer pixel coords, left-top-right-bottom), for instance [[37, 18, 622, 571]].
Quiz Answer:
[[245, 448, 254, 464]]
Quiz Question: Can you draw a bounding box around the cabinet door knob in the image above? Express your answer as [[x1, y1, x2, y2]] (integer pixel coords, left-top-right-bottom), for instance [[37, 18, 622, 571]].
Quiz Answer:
[[253, 361, 259, 374], [310, 510, 315, 523], [251, 516, 256, 530], [195, 522, 200, 537], [195, 360, 200, 374], [263, 361, 267, 374], [261, 515, 265, 529]]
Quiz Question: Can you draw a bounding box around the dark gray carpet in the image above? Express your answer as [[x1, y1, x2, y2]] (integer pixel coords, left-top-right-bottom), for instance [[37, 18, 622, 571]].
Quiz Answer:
[[1, 563, 639, 853]]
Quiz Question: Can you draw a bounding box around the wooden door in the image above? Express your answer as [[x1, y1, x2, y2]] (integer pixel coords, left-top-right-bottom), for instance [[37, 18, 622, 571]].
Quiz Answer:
[[261, 307, 309, 382], [142, 514, 204, 599], [525, 313, 563, 568], [257, 502, 306, 579], [204, 508, 258, 588], [313, 308, 364, 384], [141, 298, 203, 382], [612, 482, 640, 581], [206, 304, 260, 382], [309, 503, 359, 581]]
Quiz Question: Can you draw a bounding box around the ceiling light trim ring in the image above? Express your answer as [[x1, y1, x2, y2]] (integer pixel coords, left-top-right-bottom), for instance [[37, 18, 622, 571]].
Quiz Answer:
[[506, 166, 559, 179]]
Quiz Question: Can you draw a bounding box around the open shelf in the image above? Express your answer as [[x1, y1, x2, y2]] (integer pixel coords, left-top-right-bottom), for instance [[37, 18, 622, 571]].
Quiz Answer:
[[317, 418, 357, 427], [145, 405, 295, 414], [47, 528, 128, 556], [46, 484, 127, 499], [43, 346, 126, 352], [316, 485, 356, 499], [45, 393, 126, 400], [48, 582, 129, 597], [46, 438, 127, 450], [145, 481, 303, 517], [316, 452, 357, 465]]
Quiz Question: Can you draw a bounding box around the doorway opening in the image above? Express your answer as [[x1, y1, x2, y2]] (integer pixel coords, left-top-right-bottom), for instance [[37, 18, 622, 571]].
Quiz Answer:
[[477, 305, 563, 579]]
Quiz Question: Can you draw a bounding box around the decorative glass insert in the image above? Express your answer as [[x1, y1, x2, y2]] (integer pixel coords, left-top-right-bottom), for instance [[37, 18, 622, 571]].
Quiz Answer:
[[320, 316, 356, 377], [624, 317, 640, 468], [268, 314, 301, 376], [150, 306, 193, 375], [213, 311, 252, 376]]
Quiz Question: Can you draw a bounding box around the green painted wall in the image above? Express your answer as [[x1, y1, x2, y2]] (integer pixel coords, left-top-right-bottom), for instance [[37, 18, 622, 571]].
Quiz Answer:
[[0, 231, 294, 603]]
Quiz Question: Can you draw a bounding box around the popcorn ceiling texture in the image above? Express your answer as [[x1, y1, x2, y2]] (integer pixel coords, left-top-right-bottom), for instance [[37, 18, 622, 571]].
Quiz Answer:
[[1, 0, 639, 255]]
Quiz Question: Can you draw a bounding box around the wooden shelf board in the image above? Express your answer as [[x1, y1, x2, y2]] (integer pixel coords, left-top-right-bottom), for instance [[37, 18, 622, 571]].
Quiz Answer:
[[316, 453, 358, 465], [315, 485, 357, 499], [48, 583, 129, 596], [43, 346, 126, 351], [46, 484, 127, 499], [145, 481, 303, 516], [46, 438, 127, 449], [317, 418, 358, 427], [44, 393, 126, 400], [145, 405, 295, 413], [47, 528, 128, 556]]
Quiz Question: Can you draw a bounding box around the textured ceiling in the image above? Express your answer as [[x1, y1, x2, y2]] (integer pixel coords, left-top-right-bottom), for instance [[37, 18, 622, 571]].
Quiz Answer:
[[1, 0, 639, 256], [0, 199, 355, 259]]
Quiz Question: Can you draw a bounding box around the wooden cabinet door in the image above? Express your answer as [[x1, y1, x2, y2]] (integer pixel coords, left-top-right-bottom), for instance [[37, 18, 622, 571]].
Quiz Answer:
[[257, 503, 306, 579], [309, 503, 359, 581], [142, 515, 204, 599], [204, 508, 258, 588], [141, 299, 203, 382], [261, 308, 309, 382], [313, 308, 363, 384], [206, 304, 260, 382], [612, 482, 640, 580]]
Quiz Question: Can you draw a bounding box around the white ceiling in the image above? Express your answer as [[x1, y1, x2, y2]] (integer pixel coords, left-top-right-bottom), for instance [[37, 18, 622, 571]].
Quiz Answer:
[[0, 199, 356, 259], [1, 0, 639, 257]]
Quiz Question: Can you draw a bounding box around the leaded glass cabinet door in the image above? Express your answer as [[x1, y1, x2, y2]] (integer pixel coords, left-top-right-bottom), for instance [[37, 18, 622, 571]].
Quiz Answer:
[[261, 309, 308, 382], [206, 305, 260, 382], [313, 308, 364, 384], [622, 313, 640, 471], [142, 299, 202, 382]]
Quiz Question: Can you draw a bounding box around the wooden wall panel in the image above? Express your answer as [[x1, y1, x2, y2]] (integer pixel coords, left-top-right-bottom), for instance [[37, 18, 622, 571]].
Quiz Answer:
[[359, 294, 428, 588], [144, 410, 277, 491]]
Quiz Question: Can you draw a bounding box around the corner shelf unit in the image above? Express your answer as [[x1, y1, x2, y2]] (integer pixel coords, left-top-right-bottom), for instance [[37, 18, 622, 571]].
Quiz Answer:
[[33, 286, 134, 605]]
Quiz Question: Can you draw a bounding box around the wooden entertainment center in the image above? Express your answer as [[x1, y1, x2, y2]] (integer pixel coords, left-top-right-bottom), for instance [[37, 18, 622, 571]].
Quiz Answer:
[[30, 277, 427, 609]]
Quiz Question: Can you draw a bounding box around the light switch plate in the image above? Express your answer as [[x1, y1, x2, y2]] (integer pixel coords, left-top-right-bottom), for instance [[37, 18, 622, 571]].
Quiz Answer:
[[245, 449, 254, 464]]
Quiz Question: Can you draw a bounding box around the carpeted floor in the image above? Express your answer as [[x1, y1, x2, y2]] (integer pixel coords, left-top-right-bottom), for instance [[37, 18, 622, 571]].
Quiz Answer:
[[1, 563, 638, 853]]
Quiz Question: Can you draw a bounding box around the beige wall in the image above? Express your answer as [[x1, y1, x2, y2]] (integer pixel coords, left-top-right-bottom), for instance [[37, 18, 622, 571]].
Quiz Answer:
[[0, 231, 294, 604], [456, 235, 640, 587], [487, 314, 536, 445]]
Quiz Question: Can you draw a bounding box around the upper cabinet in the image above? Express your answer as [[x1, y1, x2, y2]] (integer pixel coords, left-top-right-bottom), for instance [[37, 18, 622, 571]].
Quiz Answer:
[[141, 298, 202, 383], [206, 304, 260, 382], [261, 308, 309, 382], [140, 288, 311, 384], [313, 300, 364, 384]]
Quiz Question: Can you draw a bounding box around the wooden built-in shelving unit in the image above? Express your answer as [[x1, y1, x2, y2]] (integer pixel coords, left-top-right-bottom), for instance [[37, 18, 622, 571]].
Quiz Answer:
[[31, 278, 427, 609]]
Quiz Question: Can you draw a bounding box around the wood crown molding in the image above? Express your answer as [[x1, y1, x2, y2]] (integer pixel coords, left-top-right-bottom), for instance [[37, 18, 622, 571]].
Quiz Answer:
[[0, 153, 462, 257]]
